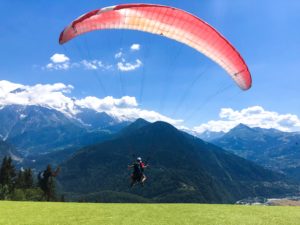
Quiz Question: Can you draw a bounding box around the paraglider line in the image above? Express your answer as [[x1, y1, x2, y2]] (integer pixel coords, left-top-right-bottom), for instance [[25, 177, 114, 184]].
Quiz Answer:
[[171, 63, 213, 117], [159, 44, 184, 113], [138, 42, 150, 104], [184, 82, 235, 123], [117, 29, 126, 97], [83, 36, 108, 96]]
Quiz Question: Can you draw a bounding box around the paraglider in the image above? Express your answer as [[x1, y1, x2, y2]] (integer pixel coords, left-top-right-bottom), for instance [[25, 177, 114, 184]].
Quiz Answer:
[[128, 157, 149, 188], [59, 3, 252, 90]]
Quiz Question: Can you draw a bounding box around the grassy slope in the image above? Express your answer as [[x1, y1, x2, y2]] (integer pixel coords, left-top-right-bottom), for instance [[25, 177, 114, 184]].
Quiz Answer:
[[0, 201, 300, 225]]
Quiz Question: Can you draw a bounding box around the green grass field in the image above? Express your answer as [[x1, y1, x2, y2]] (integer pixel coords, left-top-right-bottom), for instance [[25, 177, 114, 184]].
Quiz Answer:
[[1, 201, 300, 225]]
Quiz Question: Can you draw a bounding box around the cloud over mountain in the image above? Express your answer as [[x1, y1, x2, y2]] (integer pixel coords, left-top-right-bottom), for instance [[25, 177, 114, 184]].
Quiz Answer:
[[0, 80, 181, 125], [194, 106, 300, 133]]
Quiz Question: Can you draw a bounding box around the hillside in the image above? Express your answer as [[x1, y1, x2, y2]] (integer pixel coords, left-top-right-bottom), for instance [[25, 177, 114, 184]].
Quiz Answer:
[[0, 105, 128, 156], [58, 120, 297, 203], [0, 140, 21, 162], [212, 124, 300, 177]]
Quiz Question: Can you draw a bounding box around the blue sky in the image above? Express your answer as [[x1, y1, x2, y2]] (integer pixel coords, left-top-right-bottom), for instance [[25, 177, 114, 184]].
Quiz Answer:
[[1, 0, 300, 132]]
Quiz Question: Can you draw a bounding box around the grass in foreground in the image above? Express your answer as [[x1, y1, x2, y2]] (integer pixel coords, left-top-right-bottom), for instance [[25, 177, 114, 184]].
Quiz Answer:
[[1, 201, 300, 225]]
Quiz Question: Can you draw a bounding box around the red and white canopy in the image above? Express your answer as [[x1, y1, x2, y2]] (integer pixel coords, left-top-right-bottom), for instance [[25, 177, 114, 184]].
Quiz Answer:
[[60, 4, 252, 90]]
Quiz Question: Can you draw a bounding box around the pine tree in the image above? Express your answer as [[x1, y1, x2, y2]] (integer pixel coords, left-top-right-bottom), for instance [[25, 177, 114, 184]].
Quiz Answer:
[[0, 156, 8, 185], [24, 168, 33, 189], [0, 156, 17, 199], [15, 169, 25, 189]]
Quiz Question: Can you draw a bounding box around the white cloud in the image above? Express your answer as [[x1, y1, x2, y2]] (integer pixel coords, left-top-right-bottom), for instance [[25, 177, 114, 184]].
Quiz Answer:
[[0, 80, 182, 126], [3, 80, 299, 134], [117, 59, 142, 72], [114, 45, 142, 71], [43, 53, 112, 71], [4, 80, 299, 134], [81, 60, 98, 70], [75, 95, 182, 124], [44, 53, 71, 71], [130, 44, 140, 51], [110, 108, 182, 125], [50, 54, 70, 63], [44, 46, 141, 72], [75, 96, 138, 111], [80, 60, 112, 71], [115, 51, 123, 59], [0, 80, 23, 96], [46, 62, 70, 71], [0, 80, 77, 115], [193, 106, 300, 133]]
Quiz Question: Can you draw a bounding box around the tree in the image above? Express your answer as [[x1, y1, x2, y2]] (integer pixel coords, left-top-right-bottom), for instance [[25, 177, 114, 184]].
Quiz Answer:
[[24, 168, 34, 189], [15, 168, 33, 189], [15, 169, 25, 189], [0, 156, 17, 199]]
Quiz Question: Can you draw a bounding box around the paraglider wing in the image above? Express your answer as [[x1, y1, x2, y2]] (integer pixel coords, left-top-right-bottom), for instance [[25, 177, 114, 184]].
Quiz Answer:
[[59, 4, 252, 90]]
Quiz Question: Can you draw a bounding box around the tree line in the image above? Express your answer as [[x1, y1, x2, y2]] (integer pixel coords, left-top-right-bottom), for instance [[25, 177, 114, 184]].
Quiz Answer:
[[0, 156, 60, 201]]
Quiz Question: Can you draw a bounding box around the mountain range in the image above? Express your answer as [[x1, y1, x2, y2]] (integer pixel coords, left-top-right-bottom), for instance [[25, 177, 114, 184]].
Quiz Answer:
[[211, 124, 300, 179], [0, 105, 129, 157], [0, 104, 300, 202], [57, 119, 299, 203]]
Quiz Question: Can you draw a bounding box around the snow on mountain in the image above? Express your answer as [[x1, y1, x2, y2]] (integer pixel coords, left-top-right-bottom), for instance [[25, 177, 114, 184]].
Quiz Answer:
[[0, 104, 123, 155], [0, 80, 182, 126]]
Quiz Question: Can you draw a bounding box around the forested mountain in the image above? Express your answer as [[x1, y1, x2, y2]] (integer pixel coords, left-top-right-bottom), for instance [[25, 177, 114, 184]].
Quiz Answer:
[[212, 124, 300, 179], [58, 120, 298, 203]]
